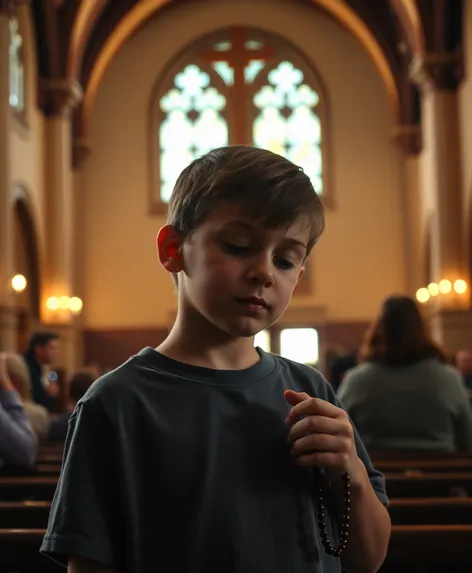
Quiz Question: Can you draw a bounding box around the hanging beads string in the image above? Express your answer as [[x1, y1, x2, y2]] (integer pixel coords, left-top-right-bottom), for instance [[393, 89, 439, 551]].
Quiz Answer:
[[317, 472, 351, 558]]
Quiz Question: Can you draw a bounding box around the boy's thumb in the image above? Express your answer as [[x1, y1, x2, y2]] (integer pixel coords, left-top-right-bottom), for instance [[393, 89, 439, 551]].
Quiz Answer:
[[284, 389, 311, 406]]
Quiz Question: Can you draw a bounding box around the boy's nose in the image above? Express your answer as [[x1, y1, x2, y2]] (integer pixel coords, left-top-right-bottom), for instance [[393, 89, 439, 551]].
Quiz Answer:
[[246, 258, 274, 288]]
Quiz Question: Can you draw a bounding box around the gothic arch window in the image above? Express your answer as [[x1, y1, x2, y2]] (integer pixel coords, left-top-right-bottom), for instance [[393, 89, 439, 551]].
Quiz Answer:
[[149, 26, 330, 213], [9, 16, 25, 116]]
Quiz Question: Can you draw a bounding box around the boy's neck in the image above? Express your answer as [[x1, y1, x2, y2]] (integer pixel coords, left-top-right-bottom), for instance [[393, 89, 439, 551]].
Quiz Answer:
[[156, 312, 260, 371]]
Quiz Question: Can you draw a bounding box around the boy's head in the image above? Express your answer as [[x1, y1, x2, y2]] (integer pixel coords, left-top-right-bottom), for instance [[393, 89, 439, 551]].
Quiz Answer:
[[157, 146, 324, 338]]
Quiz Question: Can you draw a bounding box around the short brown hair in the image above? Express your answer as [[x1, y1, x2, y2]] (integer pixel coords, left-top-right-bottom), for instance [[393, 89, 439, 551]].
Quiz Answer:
[[360, 295, 446, 366], [166, 146, 324, 256]]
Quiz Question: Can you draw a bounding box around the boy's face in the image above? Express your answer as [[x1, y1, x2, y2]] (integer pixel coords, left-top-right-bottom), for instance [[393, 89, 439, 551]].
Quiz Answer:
[[160, 204, 310, 339]]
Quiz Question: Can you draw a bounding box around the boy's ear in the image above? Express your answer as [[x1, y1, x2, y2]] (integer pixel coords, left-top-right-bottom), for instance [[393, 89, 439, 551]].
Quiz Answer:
[[157, 225, 184, 274]]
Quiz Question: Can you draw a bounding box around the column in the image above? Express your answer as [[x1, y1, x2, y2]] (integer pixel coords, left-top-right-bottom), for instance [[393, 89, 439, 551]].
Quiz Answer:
[[68, 139, 91, 368], [392, 124, 422, 295], [411, 53, 471, 353], [43, 79, 83, 370], [0, 2, 16, 350]]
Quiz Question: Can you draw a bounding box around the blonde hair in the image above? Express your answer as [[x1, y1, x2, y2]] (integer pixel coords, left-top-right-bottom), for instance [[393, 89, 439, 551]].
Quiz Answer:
[[5, 353, 33, 401]]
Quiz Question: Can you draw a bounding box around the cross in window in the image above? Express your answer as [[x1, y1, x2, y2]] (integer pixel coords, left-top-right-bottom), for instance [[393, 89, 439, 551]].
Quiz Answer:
[[201, 27, 275, 144]]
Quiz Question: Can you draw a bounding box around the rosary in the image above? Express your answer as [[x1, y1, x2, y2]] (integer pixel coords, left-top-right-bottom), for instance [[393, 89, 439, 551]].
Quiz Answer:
[[316, 472, 351, 558]]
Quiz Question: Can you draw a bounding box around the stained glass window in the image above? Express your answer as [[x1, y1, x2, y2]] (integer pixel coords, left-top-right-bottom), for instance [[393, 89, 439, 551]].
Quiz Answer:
[[155, 27, 326, 206], [9, 17, 24, 113]]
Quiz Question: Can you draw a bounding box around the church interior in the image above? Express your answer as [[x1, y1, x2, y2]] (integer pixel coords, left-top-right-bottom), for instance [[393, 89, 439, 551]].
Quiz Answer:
[[2, 0, 472, 571]]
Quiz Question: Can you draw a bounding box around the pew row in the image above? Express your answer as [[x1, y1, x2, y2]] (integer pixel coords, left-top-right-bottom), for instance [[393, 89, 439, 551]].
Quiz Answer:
[[385, 472, 472, 498], [0, 477, 58, 501]]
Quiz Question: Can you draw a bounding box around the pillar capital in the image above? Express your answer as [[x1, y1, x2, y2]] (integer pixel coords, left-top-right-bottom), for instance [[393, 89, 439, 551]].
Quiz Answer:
[[392, 124, 422, 156], [42, 79, 83, 117], [410, 52, 462, 91]]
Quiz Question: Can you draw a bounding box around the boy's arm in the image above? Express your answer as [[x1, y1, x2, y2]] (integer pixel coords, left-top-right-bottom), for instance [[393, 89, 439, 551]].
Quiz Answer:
[[69, 556, 117, 573], [41, 400, 121, 569], [331, 459, 391, 573]]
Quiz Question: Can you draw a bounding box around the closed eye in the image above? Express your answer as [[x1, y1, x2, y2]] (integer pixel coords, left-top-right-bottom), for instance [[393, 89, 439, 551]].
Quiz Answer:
[[222, 243, 251, 255], [275, 257, 295, 270]]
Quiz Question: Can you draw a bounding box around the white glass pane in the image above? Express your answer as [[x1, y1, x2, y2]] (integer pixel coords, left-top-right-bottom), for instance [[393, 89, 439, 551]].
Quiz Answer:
[[213, 62, 234, 85], [9, 17, 24, 113], [214, 41, 231, 51], [245, 40, 264, 50], [280, 328, 319, 364], [245, 60, 265, 83], [254, 330, 271, 352]]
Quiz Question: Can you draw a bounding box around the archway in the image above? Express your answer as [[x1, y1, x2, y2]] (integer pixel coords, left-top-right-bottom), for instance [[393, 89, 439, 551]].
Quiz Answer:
[[12, 187, 41, 352]]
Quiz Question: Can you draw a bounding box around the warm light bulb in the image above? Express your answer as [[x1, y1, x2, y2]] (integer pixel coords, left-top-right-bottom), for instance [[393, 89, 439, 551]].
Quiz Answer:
[[439, 279, 452, 294], [428, 283, 439, 296], [11, 274, 27, 292], [59, 296, 70, 309], [454, 279, 467, 294], [47, 296, 60, 310], [69, 296, 83, 314], [416, 287, 430, 303]]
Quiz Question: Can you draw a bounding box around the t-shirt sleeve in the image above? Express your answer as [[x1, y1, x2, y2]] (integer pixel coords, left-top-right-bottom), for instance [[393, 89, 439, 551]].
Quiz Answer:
[[321, 375, 389, 507], [40, 400, 122, 567]]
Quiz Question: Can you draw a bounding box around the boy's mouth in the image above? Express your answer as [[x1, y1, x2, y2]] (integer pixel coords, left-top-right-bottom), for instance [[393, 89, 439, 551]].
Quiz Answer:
[[235, 296, 269, 311]]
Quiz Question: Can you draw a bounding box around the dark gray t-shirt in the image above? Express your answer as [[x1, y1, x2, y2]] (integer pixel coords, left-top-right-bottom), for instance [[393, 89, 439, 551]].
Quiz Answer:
[[41, 347, 388, 573]]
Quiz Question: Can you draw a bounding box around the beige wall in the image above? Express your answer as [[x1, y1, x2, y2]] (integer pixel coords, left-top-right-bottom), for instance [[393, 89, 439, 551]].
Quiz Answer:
[[9, 5, 46, 257], [82, 0, 406, 329], [461, 0, 472, 260]]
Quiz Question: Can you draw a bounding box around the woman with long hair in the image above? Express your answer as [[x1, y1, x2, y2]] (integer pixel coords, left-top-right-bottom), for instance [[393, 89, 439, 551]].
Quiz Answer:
[[338, 295, 472, 452]]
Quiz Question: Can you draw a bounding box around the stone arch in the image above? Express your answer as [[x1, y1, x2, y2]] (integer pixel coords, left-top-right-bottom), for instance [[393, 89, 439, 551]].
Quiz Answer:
[[11, 185, 41, 321], [80, 0, 400, 140]]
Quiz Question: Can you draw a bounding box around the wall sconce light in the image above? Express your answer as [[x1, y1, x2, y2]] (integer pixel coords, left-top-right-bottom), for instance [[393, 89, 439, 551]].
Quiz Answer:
[[46, 295, 83, 318], [11, 274, 27, 293], [416, 279, 468, 306]]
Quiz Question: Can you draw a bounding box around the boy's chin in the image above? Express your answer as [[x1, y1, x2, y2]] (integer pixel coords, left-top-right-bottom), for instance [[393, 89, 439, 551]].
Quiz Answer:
[[224, 319, 272, 339]]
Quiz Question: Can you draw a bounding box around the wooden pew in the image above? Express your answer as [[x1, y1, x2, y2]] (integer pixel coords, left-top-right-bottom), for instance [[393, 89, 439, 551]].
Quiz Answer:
[[385, 472, 472, 498], [0, 501, 51, 528], [36, 453, 63, 465], [35, 463, 62, 476], [388, 497, 472, 525], [376, 457, 472, 474], [371, 450, 470, 460], [0, 528, 61, 572], [381, 525, 472, 571], [0, 477, 58, 502]]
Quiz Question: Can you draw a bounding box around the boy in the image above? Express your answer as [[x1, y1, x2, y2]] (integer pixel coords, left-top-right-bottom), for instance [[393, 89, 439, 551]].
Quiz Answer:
[[41, 146, 390, 573]]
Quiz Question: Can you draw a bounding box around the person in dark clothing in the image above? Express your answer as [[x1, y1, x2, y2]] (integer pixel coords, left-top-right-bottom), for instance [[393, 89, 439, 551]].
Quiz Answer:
[[329, 351, 358, 393], [47, 370, 95, 443], [23, 332, 60, 413]]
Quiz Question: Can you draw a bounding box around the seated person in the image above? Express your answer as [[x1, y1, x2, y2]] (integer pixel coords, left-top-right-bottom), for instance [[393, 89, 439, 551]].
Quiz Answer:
[[0, 353, 37, 469], [5, 352, 50, 442], [47, 370, 95, 443], [339, 295, 472, 453]]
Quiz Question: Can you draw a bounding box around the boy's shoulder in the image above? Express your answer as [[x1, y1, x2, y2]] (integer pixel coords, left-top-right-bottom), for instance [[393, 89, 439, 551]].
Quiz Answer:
[[77, 350, 152, 409], [269, 352, 334, 401]]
